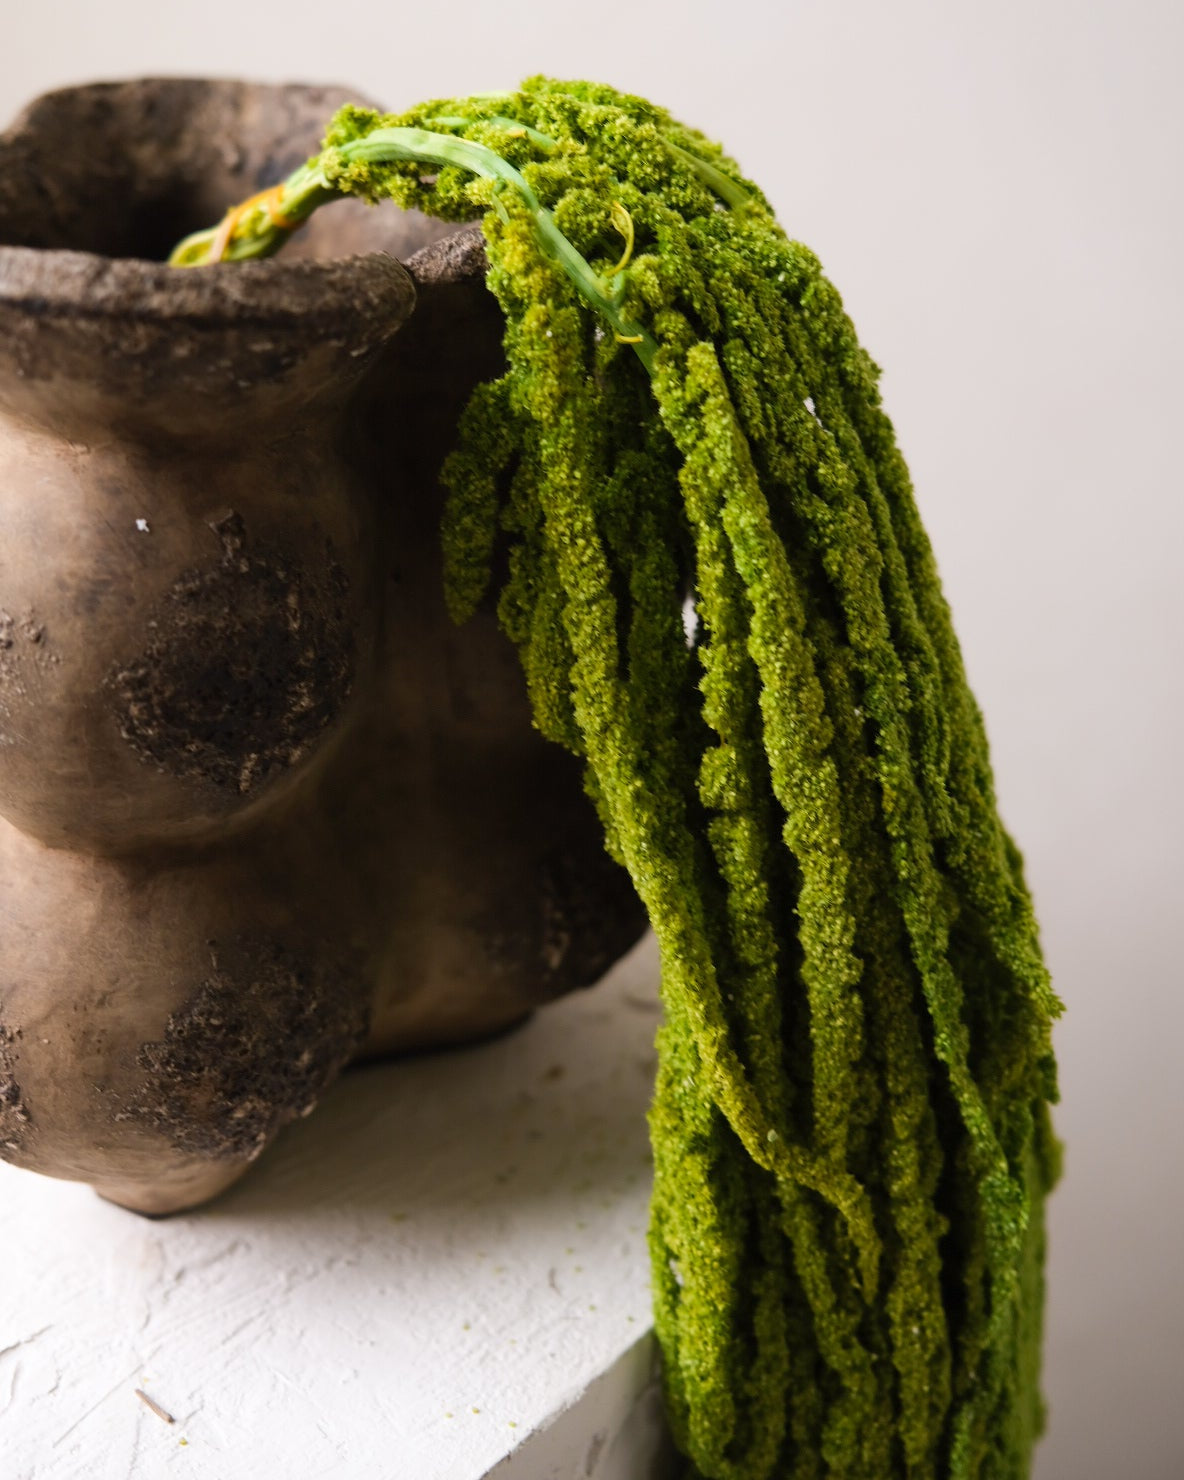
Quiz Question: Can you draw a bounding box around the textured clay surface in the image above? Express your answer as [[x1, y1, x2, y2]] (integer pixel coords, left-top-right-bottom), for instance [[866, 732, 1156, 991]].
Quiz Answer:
[[534, 845, 645, 993], [0, 77, 649, 1212], [123, 939, 370, 1161], [105, 512, 354, 796], [0, 606, 58, 747], [0, 1014, 29, 1154]]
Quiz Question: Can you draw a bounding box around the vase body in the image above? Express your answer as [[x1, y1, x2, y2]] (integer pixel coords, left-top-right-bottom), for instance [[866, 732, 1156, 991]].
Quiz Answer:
[[0, 80, 646, 1213]]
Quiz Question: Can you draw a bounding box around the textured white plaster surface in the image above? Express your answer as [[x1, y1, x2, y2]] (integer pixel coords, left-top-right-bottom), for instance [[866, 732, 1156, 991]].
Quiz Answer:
[[0, 934, 674, 1479]]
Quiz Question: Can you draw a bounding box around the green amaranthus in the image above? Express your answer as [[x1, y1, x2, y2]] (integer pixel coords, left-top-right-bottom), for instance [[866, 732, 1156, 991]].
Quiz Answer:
[[172, 77, 1062, 1480]]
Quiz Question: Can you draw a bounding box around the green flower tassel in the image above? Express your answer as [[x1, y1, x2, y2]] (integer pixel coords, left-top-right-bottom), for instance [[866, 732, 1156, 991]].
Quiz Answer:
[[173, 76, 1062, 1479]]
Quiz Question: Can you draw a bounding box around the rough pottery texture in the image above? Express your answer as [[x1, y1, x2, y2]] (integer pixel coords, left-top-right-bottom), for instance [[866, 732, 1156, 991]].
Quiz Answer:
[[0, 80, 646, 1215]]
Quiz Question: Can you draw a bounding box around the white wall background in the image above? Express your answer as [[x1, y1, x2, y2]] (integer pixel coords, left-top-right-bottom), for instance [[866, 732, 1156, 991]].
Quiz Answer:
[[1, 2, 1180, 1475]]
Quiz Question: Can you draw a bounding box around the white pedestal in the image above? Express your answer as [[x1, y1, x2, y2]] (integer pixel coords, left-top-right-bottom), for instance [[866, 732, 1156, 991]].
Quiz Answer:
[[0, 935, 678, 1479]]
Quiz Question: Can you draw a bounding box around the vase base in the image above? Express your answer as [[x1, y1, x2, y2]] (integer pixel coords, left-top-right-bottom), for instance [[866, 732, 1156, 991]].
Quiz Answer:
[[92, 1159, 252, 1217]]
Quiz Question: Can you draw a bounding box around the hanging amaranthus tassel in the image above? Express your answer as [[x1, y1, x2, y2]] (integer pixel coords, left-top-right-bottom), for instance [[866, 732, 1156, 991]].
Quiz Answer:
[[173, 76, 1062, 1479]]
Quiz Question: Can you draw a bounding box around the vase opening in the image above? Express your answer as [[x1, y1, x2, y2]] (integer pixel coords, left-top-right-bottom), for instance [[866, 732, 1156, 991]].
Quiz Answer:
[[0, 78, 457, 268]]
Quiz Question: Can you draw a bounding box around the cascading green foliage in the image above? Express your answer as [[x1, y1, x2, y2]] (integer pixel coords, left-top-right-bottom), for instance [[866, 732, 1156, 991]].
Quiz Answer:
[[175, 76, 1062, 1479]]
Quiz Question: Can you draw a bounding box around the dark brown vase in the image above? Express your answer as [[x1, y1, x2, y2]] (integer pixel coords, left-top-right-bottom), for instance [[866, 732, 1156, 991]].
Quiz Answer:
[[0, 79, 646, 1214]]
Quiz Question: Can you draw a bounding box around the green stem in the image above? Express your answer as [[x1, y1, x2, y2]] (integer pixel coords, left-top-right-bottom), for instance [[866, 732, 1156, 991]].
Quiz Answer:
[[170, 124, 657, 374], [338, 127, 657, 371], [424, 114, 559, 153], [663, 139, 754, 213]]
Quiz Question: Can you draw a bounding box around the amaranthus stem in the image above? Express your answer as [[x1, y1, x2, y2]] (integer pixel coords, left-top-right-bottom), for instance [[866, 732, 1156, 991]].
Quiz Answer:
[[169, 124, 657, 374]]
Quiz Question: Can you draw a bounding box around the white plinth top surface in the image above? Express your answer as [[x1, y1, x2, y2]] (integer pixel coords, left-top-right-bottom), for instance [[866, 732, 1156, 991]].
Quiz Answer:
[[1, 935, 667, 1479]]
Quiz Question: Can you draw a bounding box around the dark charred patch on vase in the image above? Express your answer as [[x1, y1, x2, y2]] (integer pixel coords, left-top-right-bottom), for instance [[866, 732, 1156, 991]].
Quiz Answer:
[[124, 940, 369, 1161], [538, 846, 646, 993], [483, 845, 646, 1004], [0, 1014, 31, 1157], [105, 512, 355, 795]]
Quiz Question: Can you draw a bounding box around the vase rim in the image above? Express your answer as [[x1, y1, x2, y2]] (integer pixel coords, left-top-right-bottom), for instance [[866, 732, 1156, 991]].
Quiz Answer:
[[0, 74, 426, 337], [0, 240, 417, 339]]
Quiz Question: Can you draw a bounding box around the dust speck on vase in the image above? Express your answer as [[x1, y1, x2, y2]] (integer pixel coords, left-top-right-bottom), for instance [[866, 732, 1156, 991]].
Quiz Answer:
[[121, 940, 370, 1161]]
